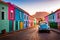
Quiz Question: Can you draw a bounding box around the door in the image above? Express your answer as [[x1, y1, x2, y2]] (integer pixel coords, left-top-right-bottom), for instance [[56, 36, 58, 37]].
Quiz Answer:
[[15, 21, 18, 30], [9, 20, 13, 32], [26, 21, 27, 27], [24, 21, 26, 29], [20, 22, 23, 29]]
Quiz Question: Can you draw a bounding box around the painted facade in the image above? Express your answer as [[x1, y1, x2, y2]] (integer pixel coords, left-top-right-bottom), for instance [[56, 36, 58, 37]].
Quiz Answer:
[[44, 11, 60, 29], [15, 7, 24, 21], [44, 16, 48, 23], [28, 16, 34, 27], [8, 3, 15, 20], [0, 2, 8, 20], [0, 2, 9, 33], [48, 12, 58, 29], [55, 9, 60, 29], [0, 1, 34, 34], [48, 12, 56, 22], [8, 3, 15, 32], [0, 20, 9, 33], [55, 9, 60, 22], [24, 13, 29, 29]]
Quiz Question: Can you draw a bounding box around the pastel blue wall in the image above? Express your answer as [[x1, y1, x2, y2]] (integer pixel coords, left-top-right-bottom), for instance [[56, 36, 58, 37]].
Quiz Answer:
[[15, 7, 24, 30], [15, 7, 24, 22], [24, 13, 29, 28], [48, 12, 56, 22]]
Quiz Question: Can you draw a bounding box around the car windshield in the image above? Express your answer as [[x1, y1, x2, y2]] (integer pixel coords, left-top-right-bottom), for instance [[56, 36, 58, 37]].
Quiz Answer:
[[40, 22, 49, 28]]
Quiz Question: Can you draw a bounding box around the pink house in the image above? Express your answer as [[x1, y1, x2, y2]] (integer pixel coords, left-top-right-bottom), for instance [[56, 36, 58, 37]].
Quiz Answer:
[[28, 15, 34, 27], [8, 3, 15, 20], [55, 9, 60, 22], [7, 3, 15, 31], [45, 16, 48, 24], [55, 9, 60, 30]]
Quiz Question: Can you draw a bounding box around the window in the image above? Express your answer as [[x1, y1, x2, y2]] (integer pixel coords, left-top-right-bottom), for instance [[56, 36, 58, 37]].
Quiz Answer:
[[10, 13, 13, 18], [57, 13, 60, 19], [10, 10, 13, 18], [26, 15, 27, 20], [24, 21, 25, 24], [24, 14, 26, 19], [49, 15, 54, 20], [2, 7, 4, 9], [20, 12, 22, 19], [27, 16, 28, 20], [1, 12, 4, 20], [53, 16, 54, 19]]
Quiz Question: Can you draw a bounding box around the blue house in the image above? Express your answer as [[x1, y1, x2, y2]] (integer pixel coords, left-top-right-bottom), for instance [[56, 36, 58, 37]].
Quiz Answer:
[[24, 12, 29, 29], [48, 12, 58, 29], [14, 6, 24, 31], [48, 12, 56, 22]]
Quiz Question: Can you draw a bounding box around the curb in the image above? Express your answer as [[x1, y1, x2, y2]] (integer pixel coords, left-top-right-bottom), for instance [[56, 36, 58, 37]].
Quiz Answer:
[[51, 29, 60, 34]]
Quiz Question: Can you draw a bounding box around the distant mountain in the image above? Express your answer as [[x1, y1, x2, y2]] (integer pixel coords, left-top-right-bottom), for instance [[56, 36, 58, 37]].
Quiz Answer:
[[32, 12, 49, 19]]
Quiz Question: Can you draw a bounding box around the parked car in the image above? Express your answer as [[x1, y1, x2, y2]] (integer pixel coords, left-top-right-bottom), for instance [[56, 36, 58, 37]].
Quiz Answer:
[[38, 22, 50, 33]]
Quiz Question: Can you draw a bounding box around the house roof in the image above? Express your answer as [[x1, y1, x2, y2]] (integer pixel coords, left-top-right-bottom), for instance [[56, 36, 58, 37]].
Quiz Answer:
[[45, 12, 55, 17], [0, 1, 9, 5], [15, 5, 30, 15], [55, 9, 60, 13], [46, 9, 60, 17]]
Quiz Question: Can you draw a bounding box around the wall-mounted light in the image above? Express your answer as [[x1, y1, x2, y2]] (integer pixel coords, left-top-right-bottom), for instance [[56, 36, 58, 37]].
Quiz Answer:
[[11, 10, 13, 13]]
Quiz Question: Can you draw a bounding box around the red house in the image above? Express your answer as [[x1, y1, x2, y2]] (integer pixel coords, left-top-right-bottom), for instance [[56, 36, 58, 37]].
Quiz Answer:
[[8, 3, 15, 20]]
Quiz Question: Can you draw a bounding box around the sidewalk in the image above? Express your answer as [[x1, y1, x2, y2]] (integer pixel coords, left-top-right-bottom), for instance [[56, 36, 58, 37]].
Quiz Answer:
[[51, 28, 60, 34], [0, 26, 37, 38]]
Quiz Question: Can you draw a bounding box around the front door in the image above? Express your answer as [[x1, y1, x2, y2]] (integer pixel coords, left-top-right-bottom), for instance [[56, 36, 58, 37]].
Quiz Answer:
[[9, 20, 13, 32], [15, 21, 18, 30], [20, 22, 23, 29]]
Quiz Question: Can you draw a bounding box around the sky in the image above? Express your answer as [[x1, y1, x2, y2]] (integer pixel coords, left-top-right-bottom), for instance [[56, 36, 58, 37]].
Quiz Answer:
[[3, 0, 60, 15]]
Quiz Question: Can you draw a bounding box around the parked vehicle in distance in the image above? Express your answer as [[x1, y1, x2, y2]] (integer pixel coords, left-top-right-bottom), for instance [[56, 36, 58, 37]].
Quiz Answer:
[[38, 22, 50, 33]]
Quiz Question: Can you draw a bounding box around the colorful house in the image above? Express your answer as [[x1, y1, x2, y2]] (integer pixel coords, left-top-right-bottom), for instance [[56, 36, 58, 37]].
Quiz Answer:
[[0, 1, 34, 34], [28, 15, 34, 27], [48, 12, 58, 29], [24, 12, 29, 29], [0, 1, 8, 20], [55, 9, 60, 30], [44, 16, 48, 24], [0, 1, 10, 33], [34, 18, 37, 26], [15, 6, 25, 30], [8, 3, 15, 32], [14, 6, 29, 29], [48, 12, 56, 22]]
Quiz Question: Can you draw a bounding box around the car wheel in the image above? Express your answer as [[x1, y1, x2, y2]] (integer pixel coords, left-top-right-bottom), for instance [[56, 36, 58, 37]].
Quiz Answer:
[[47, 30, 50, 33]]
